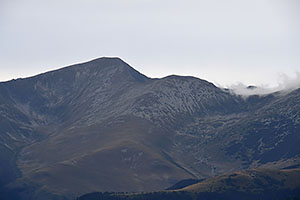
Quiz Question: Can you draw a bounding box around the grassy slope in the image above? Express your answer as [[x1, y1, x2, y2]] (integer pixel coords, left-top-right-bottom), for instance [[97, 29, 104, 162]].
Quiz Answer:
[[17, 116, 194, 198]]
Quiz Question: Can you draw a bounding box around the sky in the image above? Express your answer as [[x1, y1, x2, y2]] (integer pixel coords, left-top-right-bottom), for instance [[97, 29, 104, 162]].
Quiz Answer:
[[1, 0, 299, 90]]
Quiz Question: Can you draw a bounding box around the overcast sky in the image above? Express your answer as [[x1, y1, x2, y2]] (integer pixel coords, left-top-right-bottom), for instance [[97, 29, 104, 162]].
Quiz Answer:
[[1, 0, 299, 88]]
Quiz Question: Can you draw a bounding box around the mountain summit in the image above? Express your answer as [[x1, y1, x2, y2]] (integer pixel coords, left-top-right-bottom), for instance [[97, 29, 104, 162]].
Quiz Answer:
[[0, 57, 299, 199]]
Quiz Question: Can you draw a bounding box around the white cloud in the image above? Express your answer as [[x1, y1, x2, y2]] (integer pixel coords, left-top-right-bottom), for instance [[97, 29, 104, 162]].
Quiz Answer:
[[229, 72, 300, 95]]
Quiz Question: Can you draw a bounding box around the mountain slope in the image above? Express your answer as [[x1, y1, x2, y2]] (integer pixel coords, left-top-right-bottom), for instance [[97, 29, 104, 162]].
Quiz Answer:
[[14, 58, 247, 197], [0, 57, 299, 199]]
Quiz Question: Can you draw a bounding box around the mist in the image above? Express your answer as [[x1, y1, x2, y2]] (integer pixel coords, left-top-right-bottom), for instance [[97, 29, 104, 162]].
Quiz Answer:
[[228, 72, 300, 96]]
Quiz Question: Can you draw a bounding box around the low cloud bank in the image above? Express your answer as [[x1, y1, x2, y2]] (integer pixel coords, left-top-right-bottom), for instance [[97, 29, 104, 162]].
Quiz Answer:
[[228, 72, 300, 96]]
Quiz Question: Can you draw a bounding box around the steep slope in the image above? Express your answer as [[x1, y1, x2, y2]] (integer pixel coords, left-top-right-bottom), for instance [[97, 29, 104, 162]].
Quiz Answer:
[[225, 89, 300, 168]]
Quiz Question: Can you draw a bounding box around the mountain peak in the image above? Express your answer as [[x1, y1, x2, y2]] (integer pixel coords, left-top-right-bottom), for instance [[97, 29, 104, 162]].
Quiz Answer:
[[69, 57, 150, 83], [84, 56, 126, 65]]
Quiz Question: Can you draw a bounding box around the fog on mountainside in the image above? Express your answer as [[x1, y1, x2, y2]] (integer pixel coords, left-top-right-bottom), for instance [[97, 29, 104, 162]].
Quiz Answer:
[[228, 72, 300, 96]]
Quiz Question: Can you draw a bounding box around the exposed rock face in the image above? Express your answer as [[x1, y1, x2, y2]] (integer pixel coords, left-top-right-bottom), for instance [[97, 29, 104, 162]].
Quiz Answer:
[[0, 57, 299, 199]]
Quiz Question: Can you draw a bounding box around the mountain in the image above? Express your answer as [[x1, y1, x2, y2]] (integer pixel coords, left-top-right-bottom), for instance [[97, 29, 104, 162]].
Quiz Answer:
[[0, 57, 299, 199]]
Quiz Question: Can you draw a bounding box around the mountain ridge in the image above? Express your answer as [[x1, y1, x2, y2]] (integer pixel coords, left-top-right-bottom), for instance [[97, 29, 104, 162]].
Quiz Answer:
[[0, 57, 149, 84], [0, 57, 299, 199]]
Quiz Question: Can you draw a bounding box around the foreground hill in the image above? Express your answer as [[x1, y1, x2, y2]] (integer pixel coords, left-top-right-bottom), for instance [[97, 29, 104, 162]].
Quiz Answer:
[[0, 57, 299, 199], [78, 168, 300, 200]]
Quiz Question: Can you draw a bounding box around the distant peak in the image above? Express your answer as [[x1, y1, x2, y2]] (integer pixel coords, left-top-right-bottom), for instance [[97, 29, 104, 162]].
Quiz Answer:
[[247, 85, 257, 90]]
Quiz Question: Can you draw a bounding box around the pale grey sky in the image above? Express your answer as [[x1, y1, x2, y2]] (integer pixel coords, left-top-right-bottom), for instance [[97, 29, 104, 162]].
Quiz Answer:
[[1, 0, 299, 88]]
